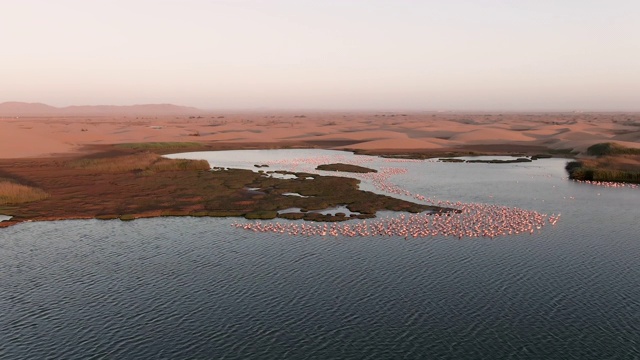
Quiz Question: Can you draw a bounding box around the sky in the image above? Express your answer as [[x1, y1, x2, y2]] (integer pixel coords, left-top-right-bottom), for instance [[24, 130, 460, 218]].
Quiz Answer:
[[1, 0, 639, 111]]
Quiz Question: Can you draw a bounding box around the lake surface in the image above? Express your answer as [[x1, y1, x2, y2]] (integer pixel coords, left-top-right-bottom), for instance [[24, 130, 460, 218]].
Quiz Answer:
[[1, 150, 639, 359]]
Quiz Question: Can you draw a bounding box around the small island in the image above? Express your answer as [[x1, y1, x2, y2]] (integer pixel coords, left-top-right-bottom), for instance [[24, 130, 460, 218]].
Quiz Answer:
[[439, 157, 532, 164], [316, 163, 378, 173]]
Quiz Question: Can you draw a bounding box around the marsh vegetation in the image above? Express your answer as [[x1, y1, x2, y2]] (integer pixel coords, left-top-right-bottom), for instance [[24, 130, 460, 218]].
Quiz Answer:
[[0, 150, 449, 227], [566, 143, 640, 183], [0, 179, 50, 205]]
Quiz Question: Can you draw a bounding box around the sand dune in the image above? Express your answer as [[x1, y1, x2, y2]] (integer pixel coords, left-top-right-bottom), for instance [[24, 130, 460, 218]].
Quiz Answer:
[[557, 131, 608, 141], [1, 109, 639, 158], [612, 132, 640, 142], [337, 138, 443, 150], [448, 128, 536, 143]]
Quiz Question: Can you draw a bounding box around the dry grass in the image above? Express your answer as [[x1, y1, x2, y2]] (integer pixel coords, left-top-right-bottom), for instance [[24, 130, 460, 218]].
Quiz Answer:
[[582, 155, 640, 172], [149, 158, 211, 171], [115, 142, 201, 150], [67, 152, 210, 173], [0, 180, 50, 205], [566, 155, 640, 183], [587, 142, 640, 156]]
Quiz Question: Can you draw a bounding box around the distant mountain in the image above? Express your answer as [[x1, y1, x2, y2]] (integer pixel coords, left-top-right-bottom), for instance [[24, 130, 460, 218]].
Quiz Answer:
[[0, 102, 204, 116], [0, 102, 59, 116]]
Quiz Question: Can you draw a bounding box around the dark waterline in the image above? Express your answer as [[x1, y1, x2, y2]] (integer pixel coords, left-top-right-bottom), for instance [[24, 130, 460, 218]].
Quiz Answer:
[[1, 153, 639, 359]]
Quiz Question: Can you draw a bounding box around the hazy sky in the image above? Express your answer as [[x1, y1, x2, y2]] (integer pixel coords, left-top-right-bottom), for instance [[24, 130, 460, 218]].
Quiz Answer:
[[2, 0, 639, 111]]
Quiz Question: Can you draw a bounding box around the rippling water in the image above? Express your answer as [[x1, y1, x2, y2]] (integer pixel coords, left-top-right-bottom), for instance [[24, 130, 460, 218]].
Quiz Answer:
[[1, 151, 639, 359]]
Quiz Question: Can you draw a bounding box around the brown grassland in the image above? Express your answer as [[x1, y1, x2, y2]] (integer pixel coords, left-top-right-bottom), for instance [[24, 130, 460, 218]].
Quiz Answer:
[[0, 146, 451, 228], [0, 180, 50, 205]]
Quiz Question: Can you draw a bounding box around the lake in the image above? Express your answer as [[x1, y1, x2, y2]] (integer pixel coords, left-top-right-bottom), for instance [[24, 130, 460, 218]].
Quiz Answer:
[[1, 150, 639, 359]]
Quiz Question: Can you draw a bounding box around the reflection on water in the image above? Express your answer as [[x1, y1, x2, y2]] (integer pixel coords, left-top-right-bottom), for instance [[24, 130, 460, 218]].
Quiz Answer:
[[1, 150, 639, 359], [277, 205, 361, 216], [281, 192, 309, 198], [166, 149, 360, 171], [263, 172, 298, 179]]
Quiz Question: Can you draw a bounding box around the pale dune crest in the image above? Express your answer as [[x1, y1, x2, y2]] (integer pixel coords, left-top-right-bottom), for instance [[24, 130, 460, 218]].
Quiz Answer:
[[336, 138, 443, 150], [448, 128, 536, 143], [557, 131, 608, 141], [612, 132, 640, 142], [522, 128, 567, 137], [296, 130, 407, 142]]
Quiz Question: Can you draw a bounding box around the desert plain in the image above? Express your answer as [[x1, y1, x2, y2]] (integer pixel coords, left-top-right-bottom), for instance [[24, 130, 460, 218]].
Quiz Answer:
[[2, 109, 640, 158]]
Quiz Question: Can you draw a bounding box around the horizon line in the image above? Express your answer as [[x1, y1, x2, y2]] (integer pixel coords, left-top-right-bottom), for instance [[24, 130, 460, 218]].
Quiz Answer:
[[2, 101, 640, 114]]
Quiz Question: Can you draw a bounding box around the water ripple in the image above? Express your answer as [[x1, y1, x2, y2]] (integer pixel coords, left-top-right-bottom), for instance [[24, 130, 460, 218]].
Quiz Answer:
[[1, 157, 640, 359]]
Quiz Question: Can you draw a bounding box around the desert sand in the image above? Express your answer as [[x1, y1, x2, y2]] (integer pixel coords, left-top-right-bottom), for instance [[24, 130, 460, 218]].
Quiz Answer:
[[1, 109, 640, 158]]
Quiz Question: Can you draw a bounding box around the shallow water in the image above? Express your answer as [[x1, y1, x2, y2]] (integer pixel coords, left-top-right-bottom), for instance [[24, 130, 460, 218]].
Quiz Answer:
[[1, 151, 639, 359]]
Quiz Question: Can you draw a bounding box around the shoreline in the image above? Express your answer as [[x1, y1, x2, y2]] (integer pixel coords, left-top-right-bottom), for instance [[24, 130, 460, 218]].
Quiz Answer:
[[0, 145, 562, 240], [0, 147, 457, 228]]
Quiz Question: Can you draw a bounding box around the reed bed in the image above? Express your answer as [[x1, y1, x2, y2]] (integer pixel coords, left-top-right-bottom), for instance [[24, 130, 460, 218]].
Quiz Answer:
[[587, 142, 640, 156], [566, 158, 640, 183], [68, 152, 210, 173], [567, 143, 640, 183], [0, 180, 50, 205], [149, 158, 210, 171], [115, 142, 201, 150]]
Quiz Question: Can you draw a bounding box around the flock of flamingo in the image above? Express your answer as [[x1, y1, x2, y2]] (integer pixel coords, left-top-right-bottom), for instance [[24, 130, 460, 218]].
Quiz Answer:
[[573, 180, 639, 189], [230, 154, 568, 239], [232, 206, 561, 239]]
